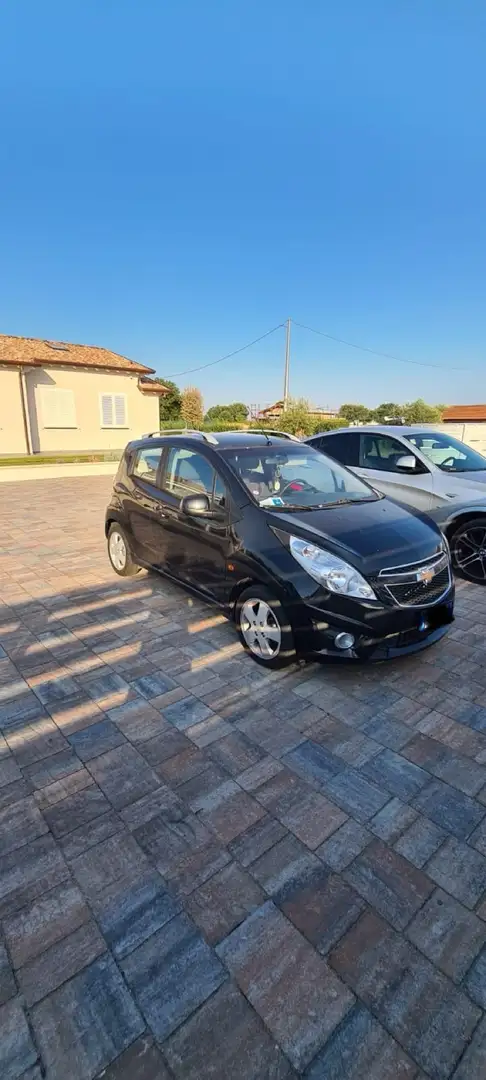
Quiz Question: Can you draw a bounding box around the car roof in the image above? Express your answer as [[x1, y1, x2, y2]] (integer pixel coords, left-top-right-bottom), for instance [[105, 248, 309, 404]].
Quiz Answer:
[[309, 425, 442, 438], [127, 430, 299, 452]]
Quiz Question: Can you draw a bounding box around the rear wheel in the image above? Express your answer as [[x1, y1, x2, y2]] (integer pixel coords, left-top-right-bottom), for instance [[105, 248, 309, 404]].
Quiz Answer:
[[450, 517, 486, 584], [107, 523, 140, 577], [235, 586, 296, 668]]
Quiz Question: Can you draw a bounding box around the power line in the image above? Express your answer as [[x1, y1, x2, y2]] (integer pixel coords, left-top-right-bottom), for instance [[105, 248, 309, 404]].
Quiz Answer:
[[165, 323, 284, 377], [292, 320, 468, 372]]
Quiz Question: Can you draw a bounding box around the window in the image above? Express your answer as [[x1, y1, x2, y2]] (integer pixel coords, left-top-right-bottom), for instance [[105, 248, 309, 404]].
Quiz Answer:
[[100, 394, 127, 428], [318, 432, 360, 467], [408, 431, 486, 473], [40, 388, 77, 428], [360, 433, 425, 473], [164, 447, 226, 507], [223, 446, 376, 509], [132, 446, 163, 484]]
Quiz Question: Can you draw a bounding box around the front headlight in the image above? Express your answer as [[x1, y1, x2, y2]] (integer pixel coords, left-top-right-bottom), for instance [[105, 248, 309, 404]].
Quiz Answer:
[[289, 536, 377, 600]]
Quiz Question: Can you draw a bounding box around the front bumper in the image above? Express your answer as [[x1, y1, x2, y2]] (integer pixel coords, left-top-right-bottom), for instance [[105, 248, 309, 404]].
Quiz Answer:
[[292, 590, 455, 662]]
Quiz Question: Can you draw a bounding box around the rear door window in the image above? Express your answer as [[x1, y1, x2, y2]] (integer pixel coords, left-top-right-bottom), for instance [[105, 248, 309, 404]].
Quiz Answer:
[[315, 432, 360, 467]]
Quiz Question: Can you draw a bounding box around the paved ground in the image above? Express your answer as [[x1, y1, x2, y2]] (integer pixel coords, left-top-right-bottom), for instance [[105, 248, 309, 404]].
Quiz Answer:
[[1, 476, 486, 1080]]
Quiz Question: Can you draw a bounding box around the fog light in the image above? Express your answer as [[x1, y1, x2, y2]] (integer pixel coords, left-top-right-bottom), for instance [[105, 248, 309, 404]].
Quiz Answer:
[[335, 632, 355, 650]]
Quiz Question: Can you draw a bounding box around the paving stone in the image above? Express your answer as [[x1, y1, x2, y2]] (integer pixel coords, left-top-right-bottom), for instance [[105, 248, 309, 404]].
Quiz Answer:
[[0, 796, 48, 857], [217, 901, 353, 1071], [155, 744, 210, 785], [5, 716, 67, 767], [134, 811, 231, 896], [236, 710, 305, 757], [199, 785, 265, 844], [344, 838, 434, 929], [91, 869, 181, 959], [394, 815, 447, 868], [88, 744, 161, 810], [0, 693, 47, 731], [359, 714, 413, 751], [164, 980, 296, 1079], [406, 887, 486, 982], [31, 671, 81, 705], [0, 834, 69, 918], [404, 733, 486, 795], [318, 766, 390, 822], [465, 943, 486, 1009], [96, 1035, 172, 1080], [360, 748, 429, 801], [108, 699, 170, 743], [121, 911, 226, 1042], [369, 797, 418, 843], [0, 943, 16, 1006], [413, 778, 485, 840], [162, 696, 211, 730], [119, 784, 184, 830], [130, 672, 177, 699], [41, 782, 111, 837], [237, 756, 284, 791], [59, 811, 125, 861], [283, 739, 343, 787], [317, 818, 372, 870], [34, 766, 93, 809], [17, 919, 106, 1007], [0, 754, 23, 789], [67, 719, 125, 761], [254, 768, 348, 850], [227, 815, 288, 867], [185, 862, 265, 945], [277, 863, 365, 955], [250, 832, 321, 895], [32, 953, 144, 1080], [71, 831, 148, 900], [426, 835, 486, 908], [176, 764, 232, 811], [469, 815, 486, 856], [0, 777, 33, 812], [0, 998, 38, 1080], [453, 1015, 486, 1080], [306, 1002, 417, 1080], [138, 728, 192, 770], [207, 730, 265, 776], [22, 748, 82, 789], [4, 881, 90, 968], [329, 909, 481, 1080]]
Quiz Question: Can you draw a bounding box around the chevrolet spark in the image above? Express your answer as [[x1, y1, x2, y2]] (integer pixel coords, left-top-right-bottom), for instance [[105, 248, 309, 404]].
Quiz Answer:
[[105, 430, 454, 667]]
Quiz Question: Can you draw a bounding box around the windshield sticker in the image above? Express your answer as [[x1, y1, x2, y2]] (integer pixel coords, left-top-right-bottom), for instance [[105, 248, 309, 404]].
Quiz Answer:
[[260, 496, 285, 506]]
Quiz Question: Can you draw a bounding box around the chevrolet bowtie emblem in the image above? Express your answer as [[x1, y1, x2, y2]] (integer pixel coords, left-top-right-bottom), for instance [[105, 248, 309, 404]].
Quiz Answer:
[[417, 566, 435, 584]]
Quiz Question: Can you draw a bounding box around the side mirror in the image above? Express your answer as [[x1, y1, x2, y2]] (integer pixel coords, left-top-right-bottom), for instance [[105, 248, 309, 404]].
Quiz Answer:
[[395, 454, 417, 472], [181, 493, 211, 515]]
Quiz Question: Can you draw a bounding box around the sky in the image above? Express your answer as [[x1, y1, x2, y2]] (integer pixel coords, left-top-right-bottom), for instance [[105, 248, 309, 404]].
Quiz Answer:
[[0, 1, 485, 410]]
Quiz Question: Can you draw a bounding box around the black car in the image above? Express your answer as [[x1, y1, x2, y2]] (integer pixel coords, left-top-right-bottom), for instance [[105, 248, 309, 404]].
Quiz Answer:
[[105, 429, 455, 667]]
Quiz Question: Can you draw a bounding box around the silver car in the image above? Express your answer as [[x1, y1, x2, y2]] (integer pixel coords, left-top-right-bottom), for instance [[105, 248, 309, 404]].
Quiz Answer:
[[307, 425, 486, 584]]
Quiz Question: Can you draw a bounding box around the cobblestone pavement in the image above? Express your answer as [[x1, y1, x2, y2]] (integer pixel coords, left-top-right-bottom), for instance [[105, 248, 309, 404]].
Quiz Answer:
[[1, 476, 486, 1079]]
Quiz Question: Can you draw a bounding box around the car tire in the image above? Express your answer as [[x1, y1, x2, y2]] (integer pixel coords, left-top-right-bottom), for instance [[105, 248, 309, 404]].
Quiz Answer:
[[107, 523, 141, 577], [235, 585, 296, 668], [450, 517, 486, 585]]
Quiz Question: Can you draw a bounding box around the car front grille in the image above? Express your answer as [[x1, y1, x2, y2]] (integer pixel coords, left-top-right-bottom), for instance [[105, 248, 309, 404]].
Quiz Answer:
[[375, 553, 452, 608]]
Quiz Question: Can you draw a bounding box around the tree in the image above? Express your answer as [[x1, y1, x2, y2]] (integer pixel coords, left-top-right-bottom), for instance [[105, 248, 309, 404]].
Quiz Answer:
[[155, 378, 182, 422], [373, 402, 404, 422], [180, 386, 204, 427], [205, 402, 248, 423], [277, 398, 314, 436], [402, 399, 443, 424], [339, 403, 373, 423]]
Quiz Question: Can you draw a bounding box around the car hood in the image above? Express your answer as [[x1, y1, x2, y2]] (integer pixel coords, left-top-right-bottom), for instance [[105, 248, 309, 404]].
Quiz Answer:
[[443, 470, 486, 493], [268, 496, 443, 574]]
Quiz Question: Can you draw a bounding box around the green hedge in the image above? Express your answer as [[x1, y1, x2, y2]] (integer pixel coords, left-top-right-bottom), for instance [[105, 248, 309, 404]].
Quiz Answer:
[[0, 451, 121, 467], [158, 417, 343, 436]]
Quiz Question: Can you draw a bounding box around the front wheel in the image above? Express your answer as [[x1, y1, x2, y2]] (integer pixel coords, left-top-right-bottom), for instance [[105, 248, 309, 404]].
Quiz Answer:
[[107, 523, 141, 577], [235, 586, 296, 668], [450, 517, 486, 584]]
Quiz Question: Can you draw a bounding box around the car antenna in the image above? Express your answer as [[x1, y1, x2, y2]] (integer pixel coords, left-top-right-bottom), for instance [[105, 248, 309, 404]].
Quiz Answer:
[[252, 427, 271, 445]]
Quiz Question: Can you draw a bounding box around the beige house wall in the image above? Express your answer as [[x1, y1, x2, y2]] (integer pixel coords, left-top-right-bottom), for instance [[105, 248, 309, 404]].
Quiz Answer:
[[0, 368, 29, 454], [0, 365, 159, 454]]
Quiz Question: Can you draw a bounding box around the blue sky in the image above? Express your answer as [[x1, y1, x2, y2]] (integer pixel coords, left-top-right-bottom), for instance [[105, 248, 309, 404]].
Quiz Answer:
[[1, 1, 485, 410]]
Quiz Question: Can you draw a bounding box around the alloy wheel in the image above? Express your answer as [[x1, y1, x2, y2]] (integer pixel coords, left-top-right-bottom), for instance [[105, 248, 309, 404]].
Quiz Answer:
[[453, 526, 486, 583], [240, 598, 282, 659], [109, 530, 127, 572]]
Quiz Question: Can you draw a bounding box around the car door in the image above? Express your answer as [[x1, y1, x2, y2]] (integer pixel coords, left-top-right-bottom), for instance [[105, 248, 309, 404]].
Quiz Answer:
[[124, 444, 167, 561], [153, 445, 231, 602], [356, 432, 435, 510]]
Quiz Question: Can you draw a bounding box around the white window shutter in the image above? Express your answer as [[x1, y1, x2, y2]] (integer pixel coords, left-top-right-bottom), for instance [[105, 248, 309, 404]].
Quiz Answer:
[[101, 395, 114, 427], [114, 395, 126, 426], [40, 388, 76, 428]]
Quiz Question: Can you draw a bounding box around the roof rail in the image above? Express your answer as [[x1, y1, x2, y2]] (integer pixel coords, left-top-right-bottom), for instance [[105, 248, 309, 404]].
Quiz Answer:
[[142, 428, 219, 445], [253, 429, 302, 443]]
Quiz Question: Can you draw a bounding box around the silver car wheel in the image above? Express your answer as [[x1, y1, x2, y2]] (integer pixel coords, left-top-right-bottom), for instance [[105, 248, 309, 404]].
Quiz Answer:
[[240, 598, 282, 658], [109, 530, 127, 572]]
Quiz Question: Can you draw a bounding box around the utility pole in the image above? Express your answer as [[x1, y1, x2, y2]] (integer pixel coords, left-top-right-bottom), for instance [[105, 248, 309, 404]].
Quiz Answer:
[[283, 317, 291, 410]]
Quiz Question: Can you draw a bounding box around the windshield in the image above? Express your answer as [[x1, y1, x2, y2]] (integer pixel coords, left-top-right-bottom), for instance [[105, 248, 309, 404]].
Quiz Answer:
[[408, 432, 486, 473], [224, 445, 378, 509]]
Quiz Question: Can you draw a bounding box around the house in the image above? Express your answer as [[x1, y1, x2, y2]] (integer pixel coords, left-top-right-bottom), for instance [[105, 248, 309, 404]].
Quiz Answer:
[[441, 405, 486, 422], [256, 400, 338, 421], [0, 334, 169, 455]]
